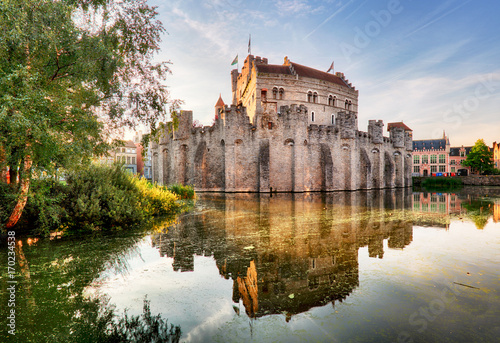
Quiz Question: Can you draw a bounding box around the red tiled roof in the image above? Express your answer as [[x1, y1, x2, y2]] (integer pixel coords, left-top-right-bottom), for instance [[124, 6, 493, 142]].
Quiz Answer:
[[256, 64, 292, 75], [290, 62, 350, 88], [387, 122, 412, 131], [215, 94, 225, 108], [256, 61, 352, 89]]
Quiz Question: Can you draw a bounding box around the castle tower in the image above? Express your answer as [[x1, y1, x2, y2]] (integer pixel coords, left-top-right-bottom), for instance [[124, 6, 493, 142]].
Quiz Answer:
[[368, 120, 384, 144], [215, 94, 225, 119]]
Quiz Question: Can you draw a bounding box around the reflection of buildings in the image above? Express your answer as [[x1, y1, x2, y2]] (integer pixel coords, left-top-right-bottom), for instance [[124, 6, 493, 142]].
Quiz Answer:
[[494, 199, 500, 223], [411, 190, 500, 228], [152, 190, 414, 318], [412, 192, 467, 228]]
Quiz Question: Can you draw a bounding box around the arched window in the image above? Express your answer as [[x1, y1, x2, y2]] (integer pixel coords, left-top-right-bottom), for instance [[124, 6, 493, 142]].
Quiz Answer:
[[311, 111, 315, 122], [307, 91, 312, 102], [313, 92, 318, 103], [348, 100, 352, 110], [272, 87, 278, 99], [328, 95, 333, 106], [345, 99, 349, 109], [333, 96, 336, 107], [279, 88, 284, 100]]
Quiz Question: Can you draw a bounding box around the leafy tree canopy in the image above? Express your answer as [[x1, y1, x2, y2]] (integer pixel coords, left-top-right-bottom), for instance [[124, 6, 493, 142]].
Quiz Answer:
[[0, 0, 179, 227], [462, 139, 494, 174]]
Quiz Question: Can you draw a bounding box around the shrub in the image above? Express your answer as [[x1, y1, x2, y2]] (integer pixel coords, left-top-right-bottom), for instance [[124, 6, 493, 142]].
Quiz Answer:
[[167, 183, 195, 200], [131, 176, 180, 217]]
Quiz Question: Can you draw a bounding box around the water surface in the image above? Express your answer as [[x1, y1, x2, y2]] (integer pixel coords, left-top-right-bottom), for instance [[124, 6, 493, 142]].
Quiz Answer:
[[1, 188, 499, 342]]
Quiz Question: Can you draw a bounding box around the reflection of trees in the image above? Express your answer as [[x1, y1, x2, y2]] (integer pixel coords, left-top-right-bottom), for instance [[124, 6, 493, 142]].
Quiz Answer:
[[0, 228, 181, 342], [462, 198, 495, 229], [152, 189, 415, 318]]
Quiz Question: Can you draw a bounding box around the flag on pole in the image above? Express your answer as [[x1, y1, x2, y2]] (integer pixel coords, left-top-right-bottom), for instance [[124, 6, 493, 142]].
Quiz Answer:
[[326, 61, 334, 73], [231, 55, 238, 65], [248, 34, 251, 54]]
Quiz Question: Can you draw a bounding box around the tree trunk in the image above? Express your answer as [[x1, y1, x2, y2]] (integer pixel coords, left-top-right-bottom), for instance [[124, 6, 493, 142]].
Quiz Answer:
[[6, 157, 32, 228]]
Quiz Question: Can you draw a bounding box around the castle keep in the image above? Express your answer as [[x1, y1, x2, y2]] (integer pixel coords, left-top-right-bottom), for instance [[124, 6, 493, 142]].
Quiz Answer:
[[151, 55, 413, 192]]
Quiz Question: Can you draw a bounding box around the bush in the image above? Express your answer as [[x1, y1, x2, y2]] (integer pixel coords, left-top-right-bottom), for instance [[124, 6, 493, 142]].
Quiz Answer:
[[167, 183, 195, 200], [131, 176, 180, 217], [421, 177, 462, 189], [63, 164, 146, 232]]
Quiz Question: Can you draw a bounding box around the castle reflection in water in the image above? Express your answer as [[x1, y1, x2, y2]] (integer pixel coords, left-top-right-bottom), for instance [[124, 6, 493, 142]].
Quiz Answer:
[[151, 189, 499, 319]]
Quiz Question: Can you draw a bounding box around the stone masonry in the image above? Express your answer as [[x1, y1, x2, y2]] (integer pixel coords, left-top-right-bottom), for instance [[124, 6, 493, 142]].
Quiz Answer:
[[151, 55, 413, 192]]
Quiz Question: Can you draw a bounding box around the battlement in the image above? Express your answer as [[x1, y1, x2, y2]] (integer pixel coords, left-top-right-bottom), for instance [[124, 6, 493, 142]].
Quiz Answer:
[[368, 120, 384, 144]]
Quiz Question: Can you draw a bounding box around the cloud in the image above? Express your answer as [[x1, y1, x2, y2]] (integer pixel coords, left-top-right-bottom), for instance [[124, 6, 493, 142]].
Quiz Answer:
[[275, 0, 313, 16], [359, 70, 500, 145]]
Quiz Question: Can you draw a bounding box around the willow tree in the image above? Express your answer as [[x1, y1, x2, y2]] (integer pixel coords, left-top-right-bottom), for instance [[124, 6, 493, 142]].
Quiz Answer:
[[0, 0, 179, 228]]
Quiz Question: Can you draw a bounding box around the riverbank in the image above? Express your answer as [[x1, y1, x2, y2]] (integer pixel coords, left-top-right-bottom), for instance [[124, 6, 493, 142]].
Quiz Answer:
[[413, 175, 500, 187]]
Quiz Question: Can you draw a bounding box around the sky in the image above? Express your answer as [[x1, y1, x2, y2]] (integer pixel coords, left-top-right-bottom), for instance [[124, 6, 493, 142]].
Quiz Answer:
[[146, 0, 500, 147]]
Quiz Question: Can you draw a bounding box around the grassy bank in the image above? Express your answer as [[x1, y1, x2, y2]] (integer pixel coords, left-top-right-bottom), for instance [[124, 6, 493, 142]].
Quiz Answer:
[[1, 164, 195, 236]]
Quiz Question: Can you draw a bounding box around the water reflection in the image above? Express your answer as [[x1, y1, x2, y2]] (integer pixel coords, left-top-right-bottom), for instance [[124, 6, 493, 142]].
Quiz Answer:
[[412, 187, 500, 229], [152, 190, 416, 318]]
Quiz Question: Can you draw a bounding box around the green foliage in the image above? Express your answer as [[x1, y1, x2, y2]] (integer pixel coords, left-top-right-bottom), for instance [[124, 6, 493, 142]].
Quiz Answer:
[[167, 183, 196, 200], [64, 164, 147, 232], [0, 164, 188, 235], [70, 297, 181, 343], [461, 198, 494, 230], [421, 177, 462, 190], [21, 179, 68, 236], [131, 176, 180, 217], [0, 0, 180, 225], [462, 139, 494, 174]]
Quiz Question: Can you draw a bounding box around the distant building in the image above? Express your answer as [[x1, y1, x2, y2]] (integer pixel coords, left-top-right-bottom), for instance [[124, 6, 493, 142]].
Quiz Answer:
[[412, 133, 450, 176], [449, 146, 472, 175], [100, 140, 138, 173], [493, 141, 500, 169]]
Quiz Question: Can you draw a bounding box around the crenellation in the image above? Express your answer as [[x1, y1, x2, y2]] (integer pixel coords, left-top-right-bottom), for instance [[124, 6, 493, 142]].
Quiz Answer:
[[151, 55, 412, 192]]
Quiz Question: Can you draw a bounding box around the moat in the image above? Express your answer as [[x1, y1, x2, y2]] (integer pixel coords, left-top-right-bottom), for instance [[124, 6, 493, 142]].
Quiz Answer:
[[1, 188, 499, 342]]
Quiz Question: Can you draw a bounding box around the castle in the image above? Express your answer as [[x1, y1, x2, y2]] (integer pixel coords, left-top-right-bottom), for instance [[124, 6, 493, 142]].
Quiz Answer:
[[151, 55, 413, 192]]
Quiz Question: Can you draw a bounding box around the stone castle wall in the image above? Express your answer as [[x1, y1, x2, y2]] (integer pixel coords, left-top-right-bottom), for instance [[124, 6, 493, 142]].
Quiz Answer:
[[152, 104, 413, 192]]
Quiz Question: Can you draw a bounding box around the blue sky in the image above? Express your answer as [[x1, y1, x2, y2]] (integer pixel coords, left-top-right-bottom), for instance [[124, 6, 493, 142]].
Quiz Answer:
[[148, 0, 500, 146]]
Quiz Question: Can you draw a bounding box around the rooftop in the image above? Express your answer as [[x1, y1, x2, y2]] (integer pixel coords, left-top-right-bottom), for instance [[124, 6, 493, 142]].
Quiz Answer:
[[255, 56, 354, 90], [413, 139, 448, 151]]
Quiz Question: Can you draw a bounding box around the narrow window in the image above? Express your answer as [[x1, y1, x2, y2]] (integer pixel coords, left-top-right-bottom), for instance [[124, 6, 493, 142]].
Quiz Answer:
[[279, 88, 284, 99], [313, 92, 318, 103], [345, 99, 349, 109], [311, 111, 315, 122], [328, 95, 333, 106], [331, 114, 334, 125], [333, 96, 336, 107], [272, 87, 278, 99], [261, 89, 267, 101], [307, 91, 312, 102]]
